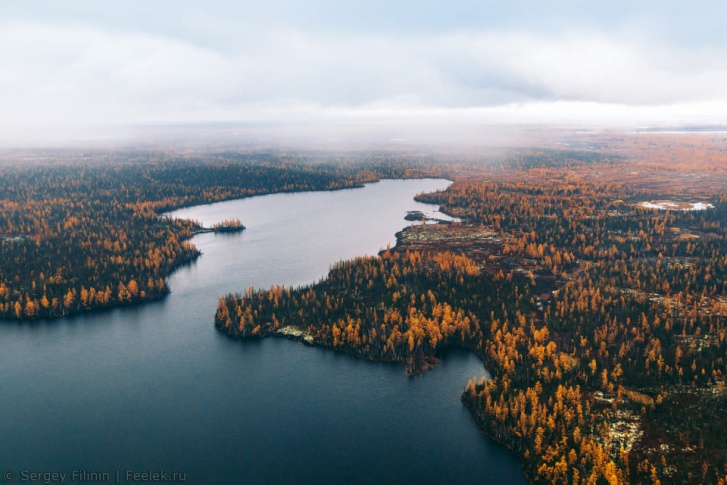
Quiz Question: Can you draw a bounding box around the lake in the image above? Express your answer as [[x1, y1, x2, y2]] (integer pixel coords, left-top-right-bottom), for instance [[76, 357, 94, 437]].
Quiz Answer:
[[0, 179, 527, 484]]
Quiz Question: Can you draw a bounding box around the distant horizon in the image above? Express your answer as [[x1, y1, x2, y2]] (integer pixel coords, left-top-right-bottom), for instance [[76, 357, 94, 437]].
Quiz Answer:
[[3, 119, 727, 150]]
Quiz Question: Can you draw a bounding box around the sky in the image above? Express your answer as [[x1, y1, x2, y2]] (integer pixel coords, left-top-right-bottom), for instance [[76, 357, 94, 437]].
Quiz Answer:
[[2, 1, 727, 142]]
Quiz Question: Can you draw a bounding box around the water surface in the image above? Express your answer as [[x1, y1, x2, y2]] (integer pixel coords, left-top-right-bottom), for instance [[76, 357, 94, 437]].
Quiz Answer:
[[0, 179, 527, 484]]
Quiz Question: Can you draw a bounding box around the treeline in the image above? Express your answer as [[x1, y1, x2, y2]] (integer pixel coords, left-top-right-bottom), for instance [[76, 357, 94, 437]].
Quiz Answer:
[[0, 152, 437, 320], [217, 156, 727, 483], [498, 149, 621, 170]]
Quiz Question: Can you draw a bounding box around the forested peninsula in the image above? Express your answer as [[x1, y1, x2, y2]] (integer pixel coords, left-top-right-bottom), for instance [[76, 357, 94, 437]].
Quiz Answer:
[[0, 150, 434, 319], [216, 137, 727, 484]]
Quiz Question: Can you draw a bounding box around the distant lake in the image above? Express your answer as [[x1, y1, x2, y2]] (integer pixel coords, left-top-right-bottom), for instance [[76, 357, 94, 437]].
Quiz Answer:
[[0, 179, 527, 484]]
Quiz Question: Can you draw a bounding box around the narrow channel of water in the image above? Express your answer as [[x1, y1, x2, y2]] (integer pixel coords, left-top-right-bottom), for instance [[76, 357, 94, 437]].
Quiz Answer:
[[0, 179, 527, 484]]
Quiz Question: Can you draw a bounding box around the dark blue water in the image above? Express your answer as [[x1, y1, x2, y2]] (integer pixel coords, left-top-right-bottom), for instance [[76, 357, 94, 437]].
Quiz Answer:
[[0, 179, 527, 484]]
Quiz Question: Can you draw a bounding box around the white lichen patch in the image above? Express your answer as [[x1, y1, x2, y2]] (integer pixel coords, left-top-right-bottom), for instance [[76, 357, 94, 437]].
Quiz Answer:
[[606, 409, 643, 452], [638, 200, 714, 211], [676, 334, 718, 352], [276, 325, 315, 343], [400, 224, 498, 244]]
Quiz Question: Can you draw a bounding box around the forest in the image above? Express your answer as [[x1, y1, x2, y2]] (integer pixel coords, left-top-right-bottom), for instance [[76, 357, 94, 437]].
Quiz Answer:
[[0, 149, 435, 319], [216, 135, 727, 484], [4, 134, 727, 483]]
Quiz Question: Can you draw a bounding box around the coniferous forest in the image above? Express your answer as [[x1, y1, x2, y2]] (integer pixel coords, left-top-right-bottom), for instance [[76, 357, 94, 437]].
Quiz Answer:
[[215, 135, 727, 484], [3, 134, 727, 483], [0, 150, 433, 319]]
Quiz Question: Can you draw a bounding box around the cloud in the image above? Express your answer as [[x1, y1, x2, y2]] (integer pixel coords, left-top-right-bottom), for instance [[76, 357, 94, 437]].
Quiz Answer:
[[1, 4, 727, 132], [432, 31, 727, 106]]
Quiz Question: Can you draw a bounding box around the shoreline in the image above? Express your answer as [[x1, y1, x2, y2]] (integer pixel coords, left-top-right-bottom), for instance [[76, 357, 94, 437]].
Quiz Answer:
[[211, 194, 543, 482], [1, 176, 447, 322]]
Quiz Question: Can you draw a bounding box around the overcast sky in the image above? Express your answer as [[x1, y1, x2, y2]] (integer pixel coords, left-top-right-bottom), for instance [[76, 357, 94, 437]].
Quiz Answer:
[[2, 0, 727, 139]]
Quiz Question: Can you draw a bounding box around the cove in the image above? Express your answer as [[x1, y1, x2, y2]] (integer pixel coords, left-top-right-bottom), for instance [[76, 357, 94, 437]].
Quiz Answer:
[[0, 179, 527, 484]]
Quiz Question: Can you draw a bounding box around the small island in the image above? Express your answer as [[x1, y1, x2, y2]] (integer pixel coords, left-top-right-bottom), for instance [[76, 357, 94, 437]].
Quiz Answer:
[[404, 210, 426, 221], [212, 218, 246, 233]]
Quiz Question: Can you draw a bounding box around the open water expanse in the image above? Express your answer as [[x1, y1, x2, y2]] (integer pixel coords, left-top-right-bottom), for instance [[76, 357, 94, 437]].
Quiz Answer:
[[0, 179, 527, 484]]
